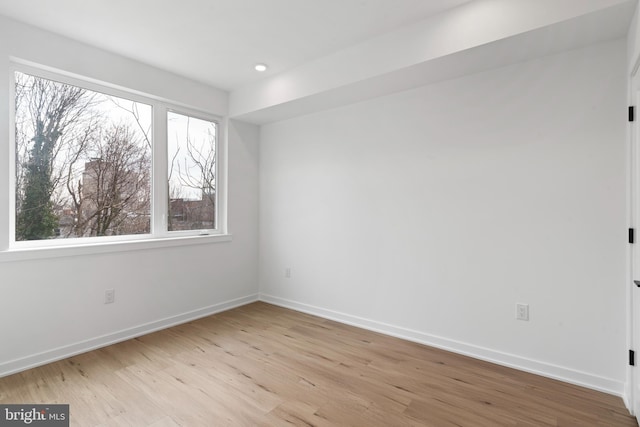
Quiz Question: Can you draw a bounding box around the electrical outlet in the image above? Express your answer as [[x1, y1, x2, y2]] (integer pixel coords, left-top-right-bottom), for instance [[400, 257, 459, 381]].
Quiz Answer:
[[285, 268, 291, 278], [516, 303, 529, 321], [105, 289, 115, 304]]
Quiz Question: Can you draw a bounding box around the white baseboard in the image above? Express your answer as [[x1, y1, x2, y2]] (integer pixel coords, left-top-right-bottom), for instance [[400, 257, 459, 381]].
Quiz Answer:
[[0, 293, 259, 378], [260, 293, 625, 398], [1, 291, 626, 401], [623, 384, 632, 415]]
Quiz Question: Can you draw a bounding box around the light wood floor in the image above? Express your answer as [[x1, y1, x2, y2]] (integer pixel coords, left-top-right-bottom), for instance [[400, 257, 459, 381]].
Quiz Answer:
[[0, 302, 636, 426]]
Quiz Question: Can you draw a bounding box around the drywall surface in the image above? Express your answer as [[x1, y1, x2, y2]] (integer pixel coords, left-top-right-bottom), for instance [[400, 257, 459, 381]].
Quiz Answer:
[[628, 0, 640, 76], [0, 16, 259, 374], [231, 0, 633, 124], [259, 40, 627, 395]]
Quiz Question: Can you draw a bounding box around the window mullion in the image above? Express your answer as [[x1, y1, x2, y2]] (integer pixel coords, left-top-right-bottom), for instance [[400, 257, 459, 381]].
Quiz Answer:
[[3, 67, 16, 250], [152, 104, 168, 236]]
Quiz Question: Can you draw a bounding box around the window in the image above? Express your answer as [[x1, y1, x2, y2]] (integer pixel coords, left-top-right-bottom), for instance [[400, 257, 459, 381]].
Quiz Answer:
[[167, 112, 217, 232], [15, 71, 152, 241], [9, 65, 225, 251]]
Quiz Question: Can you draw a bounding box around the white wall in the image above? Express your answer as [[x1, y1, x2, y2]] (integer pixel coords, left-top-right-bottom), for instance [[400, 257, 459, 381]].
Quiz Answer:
[[0, 17, 259, 375], [259, 40, 627, 395], [628, 1, 640, 76]]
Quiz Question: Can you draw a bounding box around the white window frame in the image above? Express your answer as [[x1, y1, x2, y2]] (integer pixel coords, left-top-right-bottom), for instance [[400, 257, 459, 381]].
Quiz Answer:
[[165, 108, 221, 236], [3, 61, 229, 262]]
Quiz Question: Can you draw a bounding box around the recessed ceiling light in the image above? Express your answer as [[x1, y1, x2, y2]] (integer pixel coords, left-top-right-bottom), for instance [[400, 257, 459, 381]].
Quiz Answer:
[[254, 63, 268, 72]]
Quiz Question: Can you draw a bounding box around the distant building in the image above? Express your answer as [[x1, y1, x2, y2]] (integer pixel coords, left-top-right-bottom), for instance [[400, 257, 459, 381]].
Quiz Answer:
[[169, 190, 215, 231], [55, 158, 150, 238]]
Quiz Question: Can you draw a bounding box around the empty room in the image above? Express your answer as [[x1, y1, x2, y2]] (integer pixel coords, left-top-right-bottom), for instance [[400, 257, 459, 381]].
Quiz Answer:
[[1, 0, 639, 425]]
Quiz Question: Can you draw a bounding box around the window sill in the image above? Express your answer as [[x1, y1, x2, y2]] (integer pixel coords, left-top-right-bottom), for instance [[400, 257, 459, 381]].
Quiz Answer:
[[0, 234, 232, 263]]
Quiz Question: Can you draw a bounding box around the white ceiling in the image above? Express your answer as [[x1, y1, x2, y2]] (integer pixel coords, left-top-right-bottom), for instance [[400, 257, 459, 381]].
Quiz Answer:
[[228, 0, 636, 123], [0, 0, 472, 91]]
